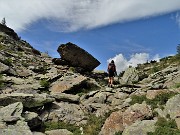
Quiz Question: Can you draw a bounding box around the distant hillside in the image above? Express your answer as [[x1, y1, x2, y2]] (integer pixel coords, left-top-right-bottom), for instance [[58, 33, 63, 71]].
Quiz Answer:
[[136, 55, 180, 81]]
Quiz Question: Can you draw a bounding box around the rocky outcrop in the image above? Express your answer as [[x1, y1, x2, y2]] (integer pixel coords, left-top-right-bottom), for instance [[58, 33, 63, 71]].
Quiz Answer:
[[0, 102, 33, 135], [0, 24, 19, 40], [140, 64, 180, 89], [163, 94, 180, 119], [57, 42, 100, 71]]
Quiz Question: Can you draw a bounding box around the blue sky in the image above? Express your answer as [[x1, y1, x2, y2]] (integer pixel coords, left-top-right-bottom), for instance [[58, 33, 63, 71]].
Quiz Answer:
[[1, 1, 180, 73]]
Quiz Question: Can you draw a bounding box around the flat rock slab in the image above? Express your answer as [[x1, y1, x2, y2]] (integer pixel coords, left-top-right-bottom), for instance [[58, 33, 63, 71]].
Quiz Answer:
[[50, 73, 87, 94]]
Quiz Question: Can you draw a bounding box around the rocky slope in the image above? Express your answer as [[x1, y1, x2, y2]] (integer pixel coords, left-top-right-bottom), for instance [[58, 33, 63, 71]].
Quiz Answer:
[[0, 24, 180, 135]]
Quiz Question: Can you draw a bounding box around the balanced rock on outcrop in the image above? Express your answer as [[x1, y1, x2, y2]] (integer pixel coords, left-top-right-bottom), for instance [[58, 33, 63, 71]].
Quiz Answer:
[[57, 42, 100, 71]]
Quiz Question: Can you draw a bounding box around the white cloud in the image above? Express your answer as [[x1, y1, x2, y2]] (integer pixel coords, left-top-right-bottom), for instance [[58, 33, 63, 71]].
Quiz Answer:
[[128, 53, 149, 67], [0, 0, 180, 32], [108, 53, 160, 74]]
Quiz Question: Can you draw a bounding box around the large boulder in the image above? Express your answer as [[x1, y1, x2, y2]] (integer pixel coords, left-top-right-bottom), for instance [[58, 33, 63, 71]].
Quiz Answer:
[[100, 102, 153, 135], [57, 42, 100, 71], [119, 67, 139, 85]]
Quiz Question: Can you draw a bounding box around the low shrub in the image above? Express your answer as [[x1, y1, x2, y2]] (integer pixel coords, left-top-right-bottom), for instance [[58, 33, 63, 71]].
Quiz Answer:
[[3, 58, 12, 66], [40, 79, 50, 88], [115, 131, 123, 135], [174, 83, 180, 88], [0, 74, 4, 88]]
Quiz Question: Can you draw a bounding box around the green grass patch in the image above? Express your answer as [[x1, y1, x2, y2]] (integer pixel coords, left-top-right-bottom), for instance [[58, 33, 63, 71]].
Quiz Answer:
[[82, 114, 106, 135], [130, 92, 178, 109], [44, 121, 81, 135], [0, 74, 4, 88], [174, 83, 180, 88], [40, 79, 50, 88], [3, 58, 13, 66], [115, 131, 123, 135], [43, 114, 108, 135], [147, 117, 180, 135]]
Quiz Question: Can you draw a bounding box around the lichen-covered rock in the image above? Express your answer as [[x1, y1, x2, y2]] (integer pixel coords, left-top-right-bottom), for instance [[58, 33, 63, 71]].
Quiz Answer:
[[0, 102, 33, 135], [99, 111, 124, 135], [41, 102, 87, 126], [123, 102, 153, 127], [100, 102, 153, 135], [122, 120, 157, 135], [164, 94, 180, 119]]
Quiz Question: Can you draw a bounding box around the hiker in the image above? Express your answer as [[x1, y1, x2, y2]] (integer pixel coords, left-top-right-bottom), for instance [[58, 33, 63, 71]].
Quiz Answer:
[[107, 60, 117, 88]]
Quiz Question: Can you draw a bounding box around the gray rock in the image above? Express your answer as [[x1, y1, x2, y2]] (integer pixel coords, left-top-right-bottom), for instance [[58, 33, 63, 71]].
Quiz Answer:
[[41, 102, 87, 125], [0, 62, 9, 73], [122, 120, 157, 135], [2, 116, 20, 122], [0, 120, 33, 135], [50, 73, 87, 93], [23, 111, 42, 130], [51, 93, 80, 103], [57, 42, 100, 71], [0, 102, 23, 121], [0, 93, 55, 108]]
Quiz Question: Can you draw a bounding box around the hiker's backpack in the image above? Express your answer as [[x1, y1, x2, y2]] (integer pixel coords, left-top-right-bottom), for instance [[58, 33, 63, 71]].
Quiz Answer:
[[108, 63, 115, 72]]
